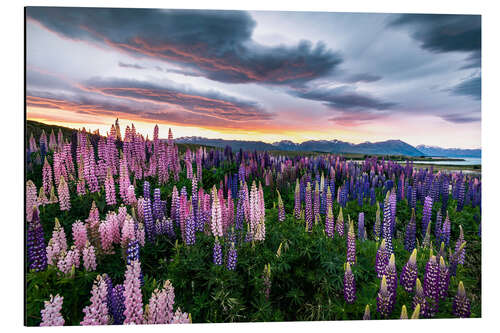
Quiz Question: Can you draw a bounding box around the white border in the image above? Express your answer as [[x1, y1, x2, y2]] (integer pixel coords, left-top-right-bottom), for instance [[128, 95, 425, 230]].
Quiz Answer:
[[2, 1, 498, 332]]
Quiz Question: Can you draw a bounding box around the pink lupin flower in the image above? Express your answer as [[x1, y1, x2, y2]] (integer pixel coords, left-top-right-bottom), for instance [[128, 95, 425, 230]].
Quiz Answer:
[[104, 168, 117, 206], [46, 218, 67, 265], [40, 294, 65, 326], [82, 241, 97, 271], [170, 308, 191, 324], [211, 186, 223, 237], [121, 216, 136, 248], [57, 176, 71, 211], [81, 275, 110, 325], [42, 157, 53, 196], [126, 185, 137, 206], [56, 251, 73, 275], [72, 220, 88, 251], [123, 260, 144, 325], [137, 223, 145, 247], [99, 220, 114, 252], [26, 180, 38, 222], [146, 280, 176, 324], [38, 186, 49, 206]]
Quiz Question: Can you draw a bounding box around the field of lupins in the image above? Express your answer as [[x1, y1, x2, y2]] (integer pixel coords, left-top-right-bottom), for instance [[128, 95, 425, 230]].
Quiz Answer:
[[24, 120, 481, 326]]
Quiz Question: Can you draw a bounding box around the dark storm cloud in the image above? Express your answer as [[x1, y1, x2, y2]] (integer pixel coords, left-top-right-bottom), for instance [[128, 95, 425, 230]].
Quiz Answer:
[[118, 62, 146, 70], [81, 77, 273, 122], [27, 7, 343, 85], [389, 14, 481, 68], [441, 113, 481, 123], [450, 76, 481, 100], [289, 85, 396, 111]]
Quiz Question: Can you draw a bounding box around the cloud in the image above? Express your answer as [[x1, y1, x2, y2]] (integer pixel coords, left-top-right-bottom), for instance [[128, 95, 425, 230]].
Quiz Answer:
[[289, 85, 396, 111], [389, 14, 481, 68], [441, 112, 481, 123], [27, 7, 343, 85], [343, 73, 382, 83], [81, 77, 273, 122], [450, 76, 481, 100], [118, 62, 146, 70]]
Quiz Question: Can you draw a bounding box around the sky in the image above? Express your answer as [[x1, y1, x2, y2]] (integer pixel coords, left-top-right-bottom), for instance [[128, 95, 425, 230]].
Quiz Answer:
[[26, 7, 481, 148]]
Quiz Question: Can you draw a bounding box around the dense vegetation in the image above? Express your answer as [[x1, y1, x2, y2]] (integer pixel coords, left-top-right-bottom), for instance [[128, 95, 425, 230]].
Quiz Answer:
[[25, 121, 481, 326]]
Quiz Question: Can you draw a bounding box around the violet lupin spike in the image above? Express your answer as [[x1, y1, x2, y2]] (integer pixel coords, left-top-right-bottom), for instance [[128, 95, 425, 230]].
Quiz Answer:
[[213, 236, 222, 265], [454, 225, 466, 265], [404, 208, 417, 252], [373, 201, 381, 240], [453, 281, 471, 318], [400, 249, 418, 292], [294, 179, 301, 219], [343, 262, 356, 304], [346, 218, 356, 265], [412, 278, 429, 318], [336, 207, 344, 237], [423, 254, 440, 317], [305, 182, 313, 232], [325, 203, 335, 239], [277, 190, 285, 222], [375, 239, 390, 278], [421, 196, 433, 236], [377, 275, 394, 317], [385, 254, 398, 300], [438, 256, 450, 300], [226, 242, 237, 271]]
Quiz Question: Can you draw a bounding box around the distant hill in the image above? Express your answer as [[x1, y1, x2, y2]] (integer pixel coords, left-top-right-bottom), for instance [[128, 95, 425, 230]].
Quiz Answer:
[[416, 145, 481, 158], [175, 137, 424, 156]]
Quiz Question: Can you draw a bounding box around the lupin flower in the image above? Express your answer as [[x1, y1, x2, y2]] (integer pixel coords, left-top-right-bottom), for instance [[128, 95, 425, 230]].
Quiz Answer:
[[385, 254, 398, 299], [377, 276, 394, 317], [27, 207, 47, 271], [213, 237, 222, 265], [375, 239, 390, 278], [343, 262, 356, 304], [358, 212, 365, 241], [453, 281, 471, 318], [438, 256, 450, 299], [110, 284, 126, 325], [363, 304, 370, 320], [82, 241, 97, 271], [305, 182, 313, 231], [454, 225, 466, 265], [211, 186, 223, 237], [400, 305, 408, 319], [325, 204, 335, 238], [346, 219, 356, 265], [313, 181, 320, 221], [40, 294, 65, 326], [277, 190, 285, 222], [146, 280, 175, 324], [411, 304, 420, 319], [81, 275, 110, 325], [422, 221, 432, 248], [336, 207, 344, 237], [400, 249, 418, 292], [104, 169, 116, 206], [123, 260, 144, 324], [449, 241, 467, 276], [72, 220, 88, 251], [412, 279, 429, 318], [171, 309, 191, 324], [422, 196, 433, 235], [441, 211, 451, 246], [373, 201, 381, 240], [423, 254, 440, 317], [26, 180, 38, 222], [382, 194, 393, 253], [57, 176, 71, 211], [404, 208, 417, 252], [226, 242, 238, 271], [262, 263, 271, 300], [46, 218, 67, 265]]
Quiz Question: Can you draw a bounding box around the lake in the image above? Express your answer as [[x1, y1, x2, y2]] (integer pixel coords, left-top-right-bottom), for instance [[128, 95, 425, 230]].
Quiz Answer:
[[410, 157, 481, 165]]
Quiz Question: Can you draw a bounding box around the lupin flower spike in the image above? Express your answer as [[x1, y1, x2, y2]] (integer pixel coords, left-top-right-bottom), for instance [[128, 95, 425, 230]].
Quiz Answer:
[[411, 304, 420, 319], [400, 305, 408, 319], [363, 304, 370, 320], [453, 281, 471, 318]]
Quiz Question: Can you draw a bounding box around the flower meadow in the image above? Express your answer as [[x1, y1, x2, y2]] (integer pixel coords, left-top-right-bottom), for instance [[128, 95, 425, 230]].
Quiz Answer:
[[25, 120, 481, 326]]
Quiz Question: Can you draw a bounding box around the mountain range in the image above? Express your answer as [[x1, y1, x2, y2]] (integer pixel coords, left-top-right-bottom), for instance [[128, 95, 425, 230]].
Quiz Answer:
[[416, 145, 481, 158], [174, 137, 481, 158]]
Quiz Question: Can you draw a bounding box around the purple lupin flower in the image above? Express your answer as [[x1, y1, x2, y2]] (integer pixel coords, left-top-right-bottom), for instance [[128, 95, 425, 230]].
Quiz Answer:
[[400, 249, 418, 293], [375, 239, 390, 278], [453, 281, 471, 318], [277, 190, 285, 222], [404, 208, 417, 252], [305, 182, 313, 231], [377, 276, 394, 317], [422, 196, 433, 236], [325, 204, 335, 239], [358, 212, 365, 241], [185, 207, 196, 246], [143, 197, 155, 242], [336, 207, 344, 237], [449, 241, 467, 276], [385, 254, 398, 301], [294, 179, 301, 219], [412, 279, 430, 318], [438, 256, 450, 300], [346, 219, 356, 265], [434, 210, 442, 241], [226, 242, 237, 271], [343, 262, 356, 304], [423, 254, 440, 317], [213, 237, 222, 265], [382, 193, 393, 253], [110, 284, 125, 325], [441, 211, 451, 246], [313, 181, 320, 221], [373, 201, 381, 240], [454, 225, 466, 265], [27, 206, 47, 271]]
